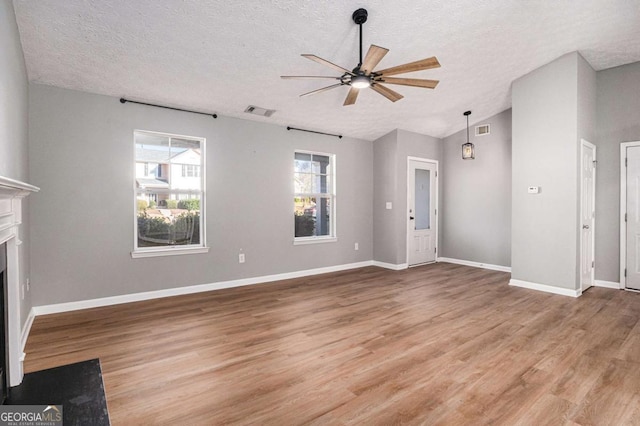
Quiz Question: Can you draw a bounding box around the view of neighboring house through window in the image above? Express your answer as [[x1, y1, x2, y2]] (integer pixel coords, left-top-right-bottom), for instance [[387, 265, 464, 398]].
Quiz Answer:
[[294, 151, 336, 241], [134, 130, 205, 253]]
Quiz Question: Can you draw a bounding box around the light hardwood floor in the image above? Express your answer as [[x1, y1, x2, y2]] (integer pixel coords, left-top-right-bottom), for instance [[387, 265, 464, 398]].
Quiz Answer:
[[24, 263, 640, 425]]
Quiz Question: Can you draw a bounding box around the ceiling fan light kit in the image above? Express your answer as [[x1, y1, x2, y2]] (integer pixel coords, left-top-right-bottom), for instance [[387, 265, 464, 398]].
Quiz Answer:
[[281, 8, 441, 106], [351, 74, 371, 89]]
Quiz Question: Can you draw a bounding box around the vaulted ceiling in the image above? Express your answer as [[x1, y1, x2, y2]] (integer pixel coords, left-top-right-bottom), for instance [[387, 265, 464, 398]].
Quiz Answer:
[[13, 0, 640, 140]]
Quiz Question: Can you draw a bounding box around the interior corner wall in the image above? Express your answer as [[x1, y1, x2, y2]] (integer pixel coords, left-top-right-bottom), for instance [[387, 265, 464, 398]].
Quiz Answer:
[[0, 1, 32, 328], [441, 109, 512, 267], [595, 61, 640, 283], [373, 130, 399, 264], [512, 52, 582, 290], [27, 84, 374, 306], [372, 129, 442, 266]]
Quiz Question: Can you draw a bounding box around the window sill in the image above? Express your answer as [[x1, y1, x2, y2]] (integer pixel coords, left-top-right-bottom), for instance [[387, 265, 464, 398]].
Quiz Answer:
[[131, 246, 210, 258], [293, 237, 337, 246]]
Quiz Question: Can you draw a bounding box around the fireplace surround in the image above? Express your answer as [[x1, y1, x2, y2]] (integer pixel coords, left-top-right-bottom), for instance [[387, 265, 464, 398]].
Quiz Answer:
[[0, 176, 39, 387]]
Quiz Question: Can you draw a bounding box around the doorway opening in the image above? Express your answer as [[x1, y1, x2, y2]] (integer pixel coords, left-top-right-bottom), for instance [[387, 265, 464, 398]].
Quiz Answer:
[[620, 141, 640, 291], [580, 140, 596, 292]]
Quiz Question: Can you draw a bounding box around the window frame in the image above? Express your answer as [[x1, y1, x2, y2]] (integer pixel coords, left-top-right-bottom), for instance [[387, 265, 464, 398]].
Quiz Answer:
[[293, 149, 337, 245], [132, 130, 209, 258]]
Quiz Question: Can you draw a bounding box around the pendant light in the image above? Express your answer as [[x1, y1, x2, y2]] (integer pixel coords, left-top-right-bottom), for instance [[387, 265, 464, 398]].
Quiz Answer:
[[462, 110, 474, 160]]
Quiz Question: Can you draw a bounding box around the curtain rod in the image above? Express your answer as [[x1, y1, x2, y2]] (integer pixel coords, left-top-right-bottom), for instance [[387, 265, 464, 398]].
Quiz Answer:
[[120, 98, 217, 118], [287, 126, 342, 139]]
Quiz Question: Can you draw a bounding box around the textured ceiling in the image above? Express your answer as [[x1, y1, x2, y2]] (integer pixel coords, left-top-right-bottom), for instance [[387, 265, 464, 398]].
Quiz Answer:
[[13, 0, 640, 140]]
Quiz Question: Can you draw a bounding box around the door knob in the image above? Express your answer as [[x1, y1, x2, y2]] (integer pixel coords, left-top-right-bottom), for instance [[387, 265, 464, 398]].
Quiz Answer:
[[583, 224, 590, 229]]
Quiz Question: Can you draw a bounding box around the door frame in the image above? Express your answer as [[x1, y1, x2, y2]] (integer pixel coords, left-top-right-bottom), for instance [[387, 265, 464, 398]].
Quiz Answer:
[[620, 141, 640, 290], [406, 156, 439, 267], [580, 139, 596, 291]]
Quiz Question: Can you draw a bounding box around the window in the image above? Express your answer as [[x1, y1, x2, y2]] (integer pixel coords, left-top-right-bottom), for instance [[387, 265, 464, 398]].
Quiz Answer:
[[294, 151, 336, 243], [181, 164, 200, 178], [133, 130, 207, 257]]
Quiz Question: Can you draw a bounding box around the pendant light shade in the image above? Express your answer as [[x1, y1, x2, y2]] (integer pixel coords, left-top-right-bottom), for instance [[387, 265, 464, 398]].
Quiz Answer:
[[462, 110, 474, 160]]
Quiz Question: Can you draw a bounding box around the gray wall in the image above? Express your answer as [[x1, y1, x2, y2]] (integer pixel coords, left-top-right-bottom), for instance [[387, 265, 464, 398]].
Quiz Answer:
[[372, 129, 441, 265], [372, 130, 399, 264], [442, 109, 512, 267], [28, 84, 373, 305], [595, 61, 640, 282], [512, 53, 581, 290], [0, 1, 32, 327]]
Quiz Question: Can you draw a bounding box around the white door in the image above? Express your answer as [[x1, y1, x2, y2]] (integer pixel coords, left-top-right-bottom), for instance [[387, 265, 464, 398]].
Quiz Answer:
[[580, 140, 596, 291], [626, 145, 640, 290], [408, 159, 437, 266]]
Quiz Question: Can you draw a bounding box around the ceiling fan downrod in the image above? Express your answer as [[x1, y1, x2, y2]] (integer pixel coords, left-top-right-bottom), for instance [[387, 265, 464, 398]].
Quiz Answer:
[[352, 8, 368, 67]]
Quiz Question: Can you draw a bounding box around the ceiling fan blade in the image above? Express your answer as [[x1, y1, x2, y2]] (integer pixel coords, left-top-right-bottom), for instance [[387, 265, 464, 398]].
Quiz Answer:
[[376, 77, 439, 89], [361, 44, 389, 75], [343, 87, 360, 106], [375, 56, 441, 76], [371, 83, 404, 102], [302, 54, 354, 75], [299, 83, 344, 98], [281, 76, 342, 80]]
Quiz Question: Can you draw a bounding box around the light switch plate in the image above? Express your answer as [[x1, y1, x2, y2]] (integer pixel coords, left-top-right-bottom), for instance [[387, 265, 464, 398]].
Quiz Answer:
[[386, 202, 392, 209], [528, 186, 540, 194]]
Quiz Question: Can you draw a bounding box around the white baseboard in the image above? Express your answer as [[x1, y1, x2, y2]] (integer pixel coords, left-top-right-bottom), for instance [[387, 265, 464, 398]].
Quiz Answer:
[[32, 260, 375, 316], [437, 257, 511, 273], [21, 308, 35, 352], [594, 280, 622, 289], [372, 261, 408, 270], [509, 279, 581, 297]]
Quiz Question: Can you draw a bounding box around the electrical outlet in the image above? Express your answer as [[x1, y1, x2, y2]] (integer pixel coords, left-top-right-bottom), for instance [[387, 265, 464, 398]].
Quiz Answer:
[[239, 253, 245, 263], [354, 242, 359, 250]]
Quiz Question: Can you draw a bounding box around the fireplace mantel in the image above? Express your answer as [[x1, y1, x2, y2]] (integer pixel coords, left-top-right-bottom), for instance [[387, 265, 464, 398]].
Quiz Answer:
[[0, 176, 39, 197], [0, 175, 39, 386]]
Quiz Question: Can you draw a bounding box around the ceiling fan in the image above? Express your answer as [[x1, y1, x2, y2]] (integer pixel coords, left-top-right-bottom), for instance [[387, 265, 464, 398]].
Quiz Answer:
[[281, 8, 441, 106]]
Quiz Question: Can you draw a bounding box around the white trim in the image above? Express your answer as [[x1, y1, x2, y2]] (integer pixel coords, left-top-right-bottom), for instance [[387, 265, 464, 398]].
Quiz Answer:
[[406, 156, 439, 267], [580, 139, 596, 291], [509, 279, 581, 297], [293, 237, 337, 245], [32, 261, 374, 316], [437, 257, 511, 273], [131, 246, 210, 258], [21, 308, 35, 352], [594, 280, 622, 289], [620, 141, 640, 290], [372, 261, 408, 270]]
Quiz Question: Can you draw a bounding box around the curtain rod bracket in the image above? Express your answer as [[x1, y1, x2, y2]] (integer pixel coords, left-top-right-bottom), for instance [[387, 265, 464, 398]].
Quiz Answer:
[[120, 98, 217, 118], [287, 126, 342, 139]]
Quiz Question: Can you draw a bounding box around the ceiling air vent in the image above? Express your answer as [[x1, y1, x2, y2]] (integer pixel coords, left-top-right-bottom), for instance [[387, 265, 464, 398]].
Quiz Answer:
[[475, 124, 490, 136], [244, 105, 275, 117]]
